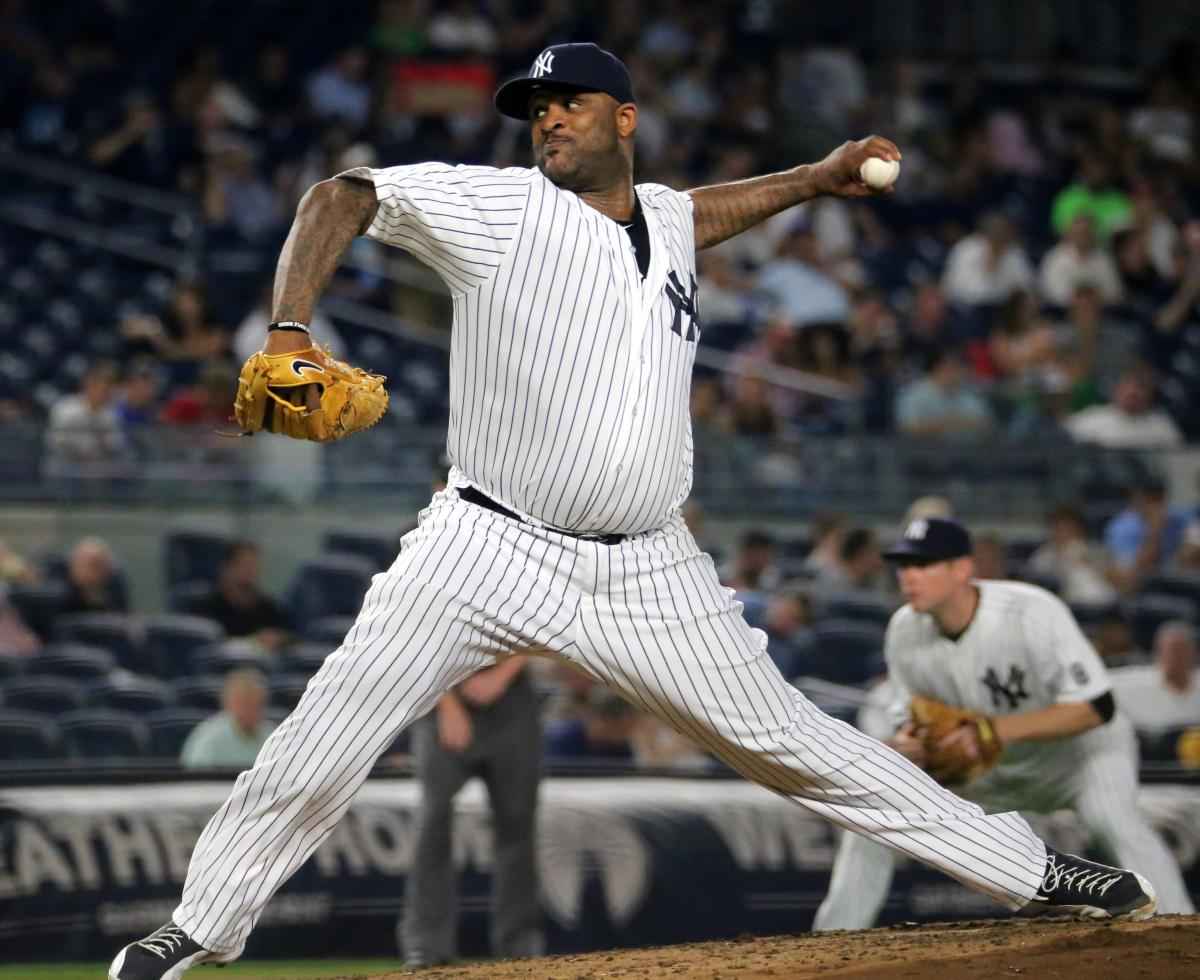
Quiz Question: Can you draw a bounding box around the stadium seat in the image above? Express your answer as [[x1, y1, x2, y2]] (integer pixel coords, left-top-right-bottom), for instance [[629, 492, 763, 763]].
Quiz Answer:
[[0, 654, 26, 680], [28, 643, 116, 679], [6, 580, 69, 638], [1016, 570, 1061, 596], [0, 710, 62, 761], [817, 592, 894, 627], [322, 529, 399, 571], [270, 672, 312, 711], [189, 639, 272, 678], [809, 619, 887, 686], [1139, 572, 1200, 607], [279, 642, 331, 675], [303, 616, 355, 646], [285, 554, 376, 628], [146, 707, 210, 758], [91, 672, 176, 713], [144, 613, 226, 678], [54, 613, 150, 673], [173, 675, 226, 711], [2, 676, 88, 714], [167, 579, 218, 614], [164, 529, 235, 588], [1127, 593, 1198, 650], [59, 709, 150, 759]]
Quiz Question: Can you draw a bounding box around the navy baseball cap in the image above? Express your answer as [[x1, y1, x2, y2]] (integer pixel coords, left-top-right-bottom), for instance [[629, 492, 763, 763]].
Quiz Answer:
[[494, 43, 636, 120], [884, 518, 974, 563]]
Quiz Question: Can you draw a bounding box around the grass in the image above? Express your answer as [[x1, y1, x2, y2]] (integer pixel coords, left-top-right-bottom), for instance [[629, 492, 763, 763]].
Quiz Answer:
[[0, 961, 402, 980]]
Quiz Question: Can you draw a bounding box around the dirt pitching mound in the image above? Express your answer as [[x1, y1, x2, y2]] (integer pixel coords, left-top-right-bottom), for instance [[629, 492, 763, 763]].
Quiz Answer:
[[365, 914, 1200, 979]]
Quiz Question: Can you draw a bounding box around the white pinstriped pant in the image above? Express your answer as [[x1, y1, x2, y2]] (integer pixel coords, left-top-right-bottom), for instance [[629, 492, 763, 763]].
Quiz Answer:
[[174, 489, 1046, 956], [814, 716, 1195, 930]]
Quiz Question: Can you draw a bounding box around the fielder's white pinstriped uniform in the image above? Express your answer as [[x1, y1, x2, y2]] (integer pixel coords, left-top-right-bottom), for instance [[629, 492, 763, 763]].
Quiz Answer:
[[172, 165, 1052, 958], [815, 580, 1195, 930]]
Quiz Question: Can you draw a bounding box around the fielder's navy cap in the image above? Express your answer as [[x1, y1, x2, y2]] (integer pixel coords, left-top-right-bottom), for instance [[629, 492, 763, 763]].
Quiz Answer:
[[884, 517, 973, 563], [494, 43, 636, 120]]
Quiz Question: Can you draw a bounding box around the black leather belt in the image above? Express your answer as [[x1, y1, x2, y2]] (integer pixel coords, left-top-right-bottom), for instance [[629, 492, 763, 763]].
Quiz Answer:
[[458, 486, 627, 545]]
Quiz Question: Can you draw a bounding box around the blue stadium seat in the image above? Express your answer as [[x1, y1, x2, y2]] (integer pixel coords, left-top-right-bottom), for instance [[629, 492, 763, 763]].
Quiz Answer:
[[322, 529, 398, 571], [303, 616, 356, 646], [1139, 572, 1200, 608], [91, 673, 176, 713], [28, 643, 116, 680], [1127, 594, 1198, 650], [270, 672, 312, 711], [0, 710, 62, 761], [173, 676, 225, 711], [285, 554, 376, 628], [189, 640, 272, 678], [146, 708, 210, 758], [144, 614, 226, 678], [0, 653, 27, 680], [280, 642, 332, 675], [6, 580, 69, 638], [818, 592, 894, 627], [2, 676, 88, 714], [167, 580, 218, 614], [809, 619, 887, 687], [54, 613, 150, 673], [164, 529, 235, 588], [60, 709, 150, 759]]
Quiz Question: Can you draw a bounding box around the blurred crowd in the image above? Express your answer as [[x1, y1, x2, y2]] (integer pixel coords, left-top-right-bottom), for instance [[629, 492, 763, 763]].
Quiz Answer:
[[2, 1, 1200, 450], [2, 480, 1199, 769]]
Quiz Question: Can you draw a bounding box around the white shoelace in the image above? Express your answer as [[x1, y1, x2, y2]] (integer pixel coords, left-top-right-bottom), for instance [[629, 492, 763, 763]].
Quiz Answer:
[[136, 926, 189, 960], [1041, 854, 1123, 898]]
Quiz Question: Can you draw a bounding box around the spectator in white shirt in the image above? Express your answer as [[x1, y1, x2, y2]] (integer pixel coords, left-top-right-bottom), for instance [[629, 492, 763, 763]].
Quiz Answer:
[[942, 212, 1034, 308], [44, 360, 129, 474], [1111, 620, 1200, 737], [1039, 214, 1124, 308], [1028, 503, 1119, 607], [1064, 364, 1183, 450]]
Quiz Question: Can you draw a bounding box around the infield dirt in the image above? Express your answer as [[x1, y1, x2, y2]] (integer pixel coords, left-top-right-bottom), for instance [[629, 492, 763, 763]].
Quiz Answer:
[[356, 914, 1200, 979]]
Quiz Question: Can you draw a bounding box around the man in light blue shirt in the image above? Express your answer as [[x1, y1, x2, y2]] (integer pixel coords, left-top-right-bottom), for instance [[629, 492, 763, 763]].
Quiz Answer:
[[755, 224, 850, 327], [181, 668, 276, 770], [1104, 479, 1190, 591], [896, 348, 994, 439]]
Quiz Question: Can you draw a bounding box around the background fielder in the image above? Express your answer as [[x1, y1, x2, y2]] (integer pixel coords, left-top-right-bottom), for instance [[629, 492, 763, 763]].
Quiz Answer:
[[815, 517, 1194, 930], [111, 43, 1157, 980]]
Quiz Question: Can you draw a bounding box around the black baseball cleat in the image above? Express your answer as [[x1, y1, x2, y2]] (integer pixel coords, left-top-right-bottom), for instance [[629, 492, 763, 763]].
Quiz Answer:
[[1026, 848, 1157, 920], [108, 922, 215, 980]]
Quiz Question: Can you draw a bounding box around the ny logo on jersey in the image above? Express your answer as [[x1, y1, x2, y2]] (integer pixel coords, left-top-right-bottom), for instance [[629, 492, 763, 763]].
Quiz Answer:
[[532, 50, 555, 78], [982, 665, 1029, 710], [664, 271, 701, 342]]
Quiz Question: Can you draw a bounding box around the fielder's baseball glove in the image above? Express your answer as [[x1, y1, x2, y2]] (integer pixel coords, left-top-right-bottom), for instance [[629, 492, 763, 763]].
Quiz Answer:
[[233, 345, 388, 442], [910, 694, 1003, 785]]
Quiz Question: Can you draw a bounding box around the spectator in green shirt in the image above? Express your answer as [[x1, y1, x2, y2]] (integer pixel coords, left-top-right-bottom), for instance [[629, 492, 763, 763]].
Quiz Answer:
[[180, 668, 276, 770], [1051, 155, 1132, 241]]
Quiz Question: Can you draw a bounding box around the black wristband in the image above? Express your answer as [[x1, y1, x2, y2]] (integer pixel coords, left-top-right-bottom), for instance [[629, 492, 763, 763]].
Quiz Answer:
[[268, 321, 310, 334]]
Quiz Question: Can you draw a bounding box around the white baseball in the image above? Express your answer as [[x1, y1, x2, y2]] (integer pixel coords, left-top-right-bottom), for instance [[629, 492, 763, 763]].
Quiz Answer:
[[859, 157, 900, 190]]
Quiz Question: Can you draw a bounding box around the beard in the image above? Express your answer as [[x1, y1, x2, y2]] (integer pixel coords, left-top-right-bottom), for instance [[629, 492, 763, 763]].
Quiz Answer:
[[534, 131, 623, 192]]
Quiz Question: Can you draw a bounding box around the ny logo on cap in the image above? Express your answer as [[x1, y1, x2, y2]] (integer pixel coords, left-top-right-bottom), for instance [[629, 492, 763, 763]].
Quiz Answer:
[[532, 50, 555, 78], [904, 519, 929, 541]]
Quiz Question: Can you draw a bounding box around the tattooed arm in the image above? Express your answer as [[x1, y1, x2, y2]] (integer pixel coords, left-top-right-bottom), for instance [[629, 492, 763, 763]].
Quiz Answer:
[[687, 135, 901, 251], [264, 174, 379, 355]]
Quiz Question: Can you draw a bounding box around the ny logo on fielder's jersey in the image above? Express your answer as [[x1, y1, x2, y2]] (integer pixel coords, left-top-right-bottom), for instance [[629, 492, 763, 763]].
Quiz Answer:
[[664, 271, 701, 342], [532, 50, 555, 78], [982, 665, 1029, 710]]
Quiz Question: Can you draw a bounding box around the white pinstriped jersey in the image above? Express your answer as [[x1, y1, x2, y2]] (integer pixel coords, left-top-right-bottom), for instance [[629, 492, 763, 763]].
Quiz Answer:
[[885, 579, 1118, 802], [348, 162, 700, 535]]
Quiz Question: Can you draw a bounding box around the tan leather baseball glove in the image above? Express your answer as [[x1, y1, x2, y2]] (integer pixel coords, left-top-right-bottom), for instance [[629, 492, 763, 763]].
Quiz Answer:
[[233, 344, 388, 442], [910, 694, 1003, 785]]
